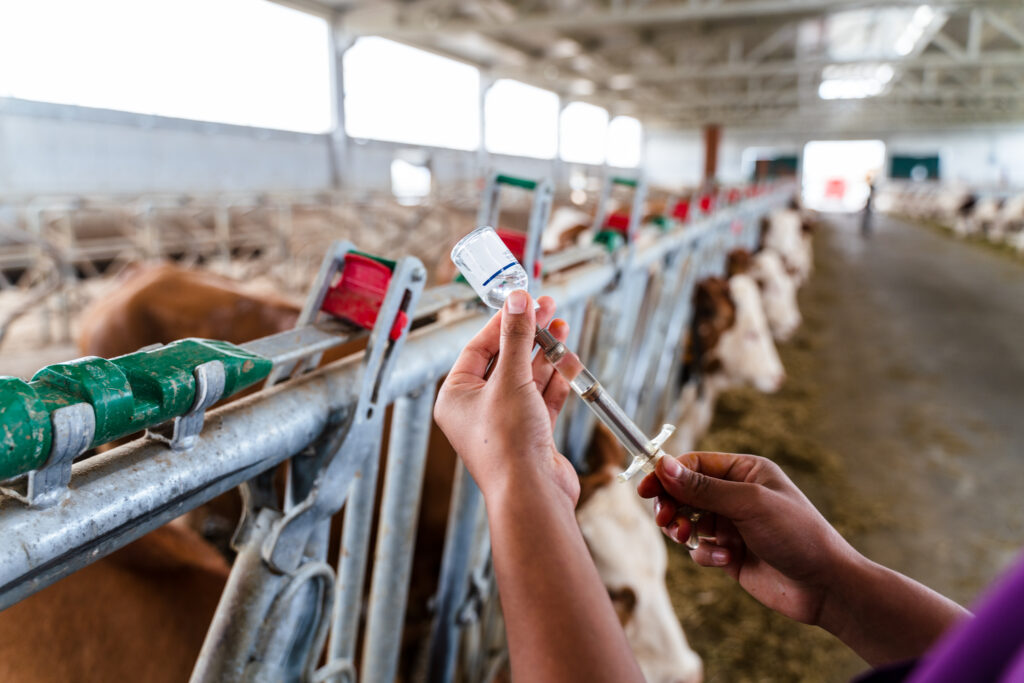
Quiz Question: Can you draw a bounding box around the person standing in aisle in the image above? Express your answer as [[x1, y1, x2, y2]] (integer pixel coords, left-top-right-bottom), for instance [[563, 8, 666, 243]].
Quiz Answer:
[[862, 173, 877, 235]]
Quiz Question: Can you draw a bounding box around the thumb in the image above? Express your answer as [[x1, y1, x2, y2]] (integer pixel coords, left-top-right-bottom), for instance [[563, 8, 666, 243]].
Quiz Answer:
[[657, 455, 755, 520], [496, 289, 536, 385]]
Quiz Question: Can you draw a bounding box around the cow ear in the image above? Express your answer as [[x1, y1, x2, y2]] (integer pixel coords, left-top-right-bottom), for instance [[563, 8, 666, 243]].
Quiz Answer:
[[608, 586, 638, 626]]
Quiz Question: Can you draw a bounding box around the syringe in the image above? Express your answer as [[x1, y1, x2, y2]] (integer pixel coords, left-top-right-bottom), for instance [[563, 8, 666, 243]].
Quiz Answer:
[[534, 327, 701, 549], [452, 226, 702, 549]]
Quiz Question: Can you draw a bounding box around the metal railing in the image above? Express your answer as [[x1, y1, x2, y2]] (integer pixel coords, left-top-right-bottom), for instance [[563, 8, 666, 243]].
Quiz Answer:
[[0, 183, 791, 682], [0, 190, 483, 348]]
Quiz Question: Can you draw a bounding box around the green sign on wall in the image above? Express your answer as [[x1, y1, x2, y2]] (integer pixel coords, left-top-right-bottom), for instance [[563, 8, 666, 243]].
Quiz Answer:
[[890, 155, 940, 180]]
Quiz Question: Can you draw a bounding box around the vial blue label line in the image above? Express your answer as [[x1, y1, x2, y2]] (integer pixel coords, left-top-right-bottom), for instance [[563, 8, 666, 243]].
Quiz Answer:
[[482, 261, 518, 287]]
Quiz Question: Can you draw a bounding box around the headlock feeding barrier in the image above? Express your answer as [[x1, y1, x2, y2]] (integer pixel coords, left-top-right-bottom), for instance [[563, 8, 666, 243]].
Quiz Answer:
[[0, 175, 793, 683]]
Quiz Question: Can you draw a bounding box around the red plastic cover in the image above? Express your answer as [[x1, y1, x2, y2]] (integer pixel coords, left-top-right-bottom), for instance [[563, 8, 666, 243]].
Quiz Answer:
[[672, 200, 690, 221], [496, 228, 542, 278], [320, 253, 407, 341], [603, 212, 631, 234]]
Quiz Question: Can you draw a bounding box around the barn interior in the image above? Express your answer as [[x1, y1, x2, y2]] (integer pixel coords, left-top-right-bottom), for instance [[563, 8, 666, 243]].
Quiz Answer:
[[1, 1, 1024, 682]]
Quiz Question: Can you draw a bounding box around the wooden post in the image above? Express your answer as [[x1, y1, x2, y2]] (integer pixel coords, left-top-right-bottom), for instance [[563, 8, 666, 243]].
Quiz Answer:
[[703, 124, 721, 182]]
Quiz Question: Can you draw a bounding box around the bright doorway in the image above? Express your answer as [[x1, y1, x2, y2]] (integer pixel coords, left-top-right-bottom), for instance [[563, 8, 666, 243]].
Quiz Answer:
[[802, 140, 885, 212]]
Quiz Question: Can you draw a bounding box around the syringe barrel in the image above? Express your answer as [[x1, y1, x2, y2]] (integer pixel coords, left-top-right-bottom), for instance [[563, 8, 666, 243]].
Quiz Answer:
[[535, 327, 653, 462]]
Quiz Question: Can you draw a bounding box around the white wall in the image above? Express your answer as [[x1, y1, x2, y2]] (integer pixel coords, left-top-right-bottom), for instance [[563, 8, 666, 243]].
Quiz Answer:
[[701, 122, 1024, 190], [0, 97, 634, 199], [0, 98, 333, 196], [642, 127, 703, 189], [885, 127, 1024, 188]]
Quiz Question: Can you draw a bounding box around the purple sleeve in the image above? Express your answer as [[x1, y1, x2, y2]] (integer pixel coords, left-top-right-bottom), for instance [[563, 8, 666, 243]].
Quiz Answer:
[[908, 551, 1024, 683]]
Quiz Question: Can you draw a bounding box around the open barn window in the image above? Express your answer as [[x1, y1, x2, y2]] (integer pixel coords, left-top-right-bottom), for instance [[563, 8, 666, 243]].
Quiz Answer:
[[607, 116, 642, 168], [391, 158, 432, 205], [485, 79, 558, 159], [560, 102, 609, 165], [344, 38, 480, 151], [0, 0, 332, 133]]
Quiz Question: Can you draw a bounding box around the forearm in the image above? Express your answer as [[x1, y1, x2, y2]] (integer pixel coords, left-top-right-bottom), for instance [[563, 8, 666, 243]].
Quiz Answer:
[[818, 553, 969, 666], [486, 476, 643, 683]]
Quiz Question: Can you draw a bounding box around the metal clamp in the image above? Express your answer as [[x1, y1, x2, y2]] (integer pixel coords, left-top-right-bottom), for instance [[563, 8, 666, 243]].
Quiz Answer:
[[476, 171, 553, 296], [0, 403, 96, 508], [146, 360, 226, 451], [264, 240, 356, 386], [456, 562, 492, 627], [261, 255, 426, 574]]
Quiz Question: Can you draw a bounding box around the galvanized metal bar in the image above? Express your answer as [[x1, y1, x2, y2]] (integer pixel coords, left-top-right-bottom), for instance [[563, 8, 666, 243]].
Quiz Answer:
[[621, 247, 690, 422], [426, 461, 483, 683], [360, 384, 437, 683], [191, 508, 288, 683], [326, 434, 382, 679]]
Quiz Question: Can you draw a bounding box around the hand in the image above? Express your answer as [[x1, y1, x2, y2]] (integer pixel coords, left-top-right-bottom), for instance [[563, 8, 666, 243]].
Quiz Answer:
[[637, 452, 858, 625], [435, 291, 576, 506]]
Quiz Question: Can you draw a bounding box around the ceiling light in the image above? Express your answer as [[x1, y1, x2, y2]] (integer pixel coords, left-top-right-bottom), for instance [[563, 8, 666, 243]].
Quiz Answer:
[[818, 64, 894, 100]]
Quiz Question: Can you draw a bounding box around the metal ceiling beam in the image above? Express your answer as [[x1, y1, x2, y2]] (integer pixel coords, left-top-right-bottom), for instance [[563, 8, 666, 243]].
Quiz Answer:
[[660, 85, 1024, 111], [340, 0, 1012, 37], [651, 103, 1024, 130], [628, 50, 1024, 82]]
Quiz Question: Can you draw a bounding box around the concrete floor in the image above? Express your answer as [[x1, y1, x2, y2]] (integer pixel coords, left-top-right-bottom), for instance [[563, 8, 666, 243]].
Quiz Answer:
[[813, 212, 1024, 605]]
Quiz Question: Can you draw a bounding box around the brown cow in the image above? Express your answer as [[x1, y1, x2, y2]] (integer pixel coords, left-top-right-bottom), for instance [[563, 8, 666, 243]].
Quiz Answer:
[[78, 263, 300, 355], [0, 524, 228, 683]]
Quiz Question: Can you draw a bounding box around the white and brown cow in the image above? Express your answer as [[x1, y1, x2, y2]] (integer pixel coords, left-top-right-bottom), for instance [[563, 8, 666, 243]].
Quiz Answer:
[[761, 207, 813, 286], [727, 248, 801, 342], [577, 424, 703, 683], [665, 273, 785, 456]]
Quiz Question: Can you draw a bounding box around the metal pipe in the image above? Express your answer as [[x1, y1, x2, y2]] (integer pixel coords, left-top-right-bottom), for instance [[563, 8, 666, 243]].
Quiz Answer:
[[326, 433, 381, 679], [360, 385, 436, 683], [426, 462, 483, 683]]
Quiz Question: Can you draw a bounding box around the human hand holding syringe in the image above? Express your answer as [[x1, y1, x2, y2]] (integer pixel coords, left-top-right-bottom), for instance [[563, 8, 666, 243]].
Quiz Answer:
[[452, 226, 702, 549]]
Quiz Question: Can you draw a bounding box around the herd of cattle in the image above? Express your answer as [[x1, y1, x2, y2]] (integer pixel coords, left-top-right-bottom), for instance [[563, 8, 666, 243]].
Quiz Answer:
[[0, 195, 817, 683], [879, 183, 1024, 253]]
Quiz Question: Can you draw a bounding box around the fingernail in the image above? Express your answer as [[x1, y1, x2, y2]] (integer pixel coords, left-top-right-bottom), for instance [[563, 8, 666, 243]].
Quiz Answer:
[[711, 549, 730, 566], [661, 457, 683, 478], [506, 290, 528, 315], [654, 500, 663, 518]]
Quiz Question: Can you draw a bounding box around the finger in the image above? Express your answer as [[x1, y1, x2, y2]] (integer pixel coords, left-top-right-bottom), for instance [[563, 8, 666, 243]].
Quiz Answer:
[[535, 296, 557, 329], [714, 516, 744, 551], [689, 541, 733, 568], [637, 472, 666, 499], [663, 517, 695, 546], [448, 309, 503, 380], [531, 314, 565, 393], [541, 339, 572, 424], [495, 290, 537, 386], [654, 494, 676, 526], [656, 453, 759, 520]]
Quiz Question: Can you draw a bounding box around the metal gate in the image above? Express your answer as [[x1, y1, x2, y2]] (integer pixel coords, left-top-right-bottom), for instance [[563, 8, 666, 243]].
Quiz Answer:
[[0, 180, 791, 682]]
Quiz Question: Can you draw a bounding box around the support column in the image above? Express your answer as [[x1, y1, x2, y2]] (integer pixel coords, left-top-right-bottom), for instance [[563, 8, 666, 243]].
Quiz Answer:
[[477, 73, 495, 178], [328, 15, 354, 190], [553, 95, 568, 190], [703, 123, 721, 183]]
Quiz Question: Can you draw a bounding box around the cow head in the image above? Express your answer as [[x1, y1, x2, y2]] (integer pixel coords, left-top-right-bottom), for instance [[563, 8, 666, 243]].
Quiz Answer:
[[688, 275, 785, 393], [763, 209, 812, 285], [726, 249, 801, 342], [752, 251, 801, 342], [543, 206, 594, 253], [576, 426, 703, 683]]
